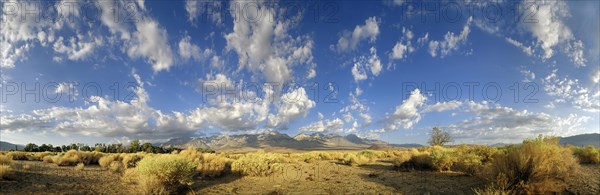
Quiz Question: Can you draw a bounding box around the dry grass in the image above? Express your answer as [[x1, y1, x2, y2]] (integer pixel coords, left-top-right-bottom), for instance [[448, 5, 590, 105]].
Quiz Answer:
[[484, 136, 580, 194], [0, 155, 14, 179], [340, 153, 370, 166], [572, 145, 600, 164], [7, 151, 28, 160], [231, 151, 285, 176], [128, 155, 197, 194], [75, 163, 85, 171]]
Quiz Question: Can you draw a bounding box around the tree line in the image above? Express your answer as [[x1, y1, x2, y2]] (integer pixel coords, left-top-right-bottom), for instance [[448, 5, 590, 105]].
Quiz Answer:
[[18, 140, 180, 154]]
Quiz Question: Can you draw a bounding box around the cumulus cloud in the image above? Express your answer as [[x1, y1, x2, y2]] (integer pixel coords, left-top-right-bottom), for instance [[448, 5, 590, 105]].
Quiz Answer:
[[423, 100, 463, 113], [390, 27, 415, 60], [267, 87, 316, 129], [351, 47, 382, 82], [520, 0, 586, 67], [445, 102, 591, 144], [384, 89, 427, 130], [127, 19, 175, 72], [428, 17, 472, 58], [178, 34, 213, 62], [224, 0, 316, 85], [334, 16, 380, 52], [299, 118, 344, 133]]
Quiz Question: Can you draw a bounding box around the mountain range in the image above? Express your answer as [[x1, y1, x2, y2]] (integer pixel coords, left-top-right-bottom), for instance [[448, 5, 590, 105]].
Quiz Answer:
[[160, 131, 394, 152], [1, 133, 597, 151]]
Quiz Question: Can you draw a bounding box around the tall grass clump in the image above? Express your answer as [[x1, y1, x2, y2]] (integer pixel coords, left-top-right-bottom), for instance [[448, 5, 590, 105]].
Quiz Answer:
[[178, 147, 232, 177], [231, 151, 285, 176], [130, 155, 197, 194], [340, 153, 370, 166], [7, 151, 28, 160], [0, 155, 14, 179], [483, 136, 580, 194], [571, 145, 600, 164]]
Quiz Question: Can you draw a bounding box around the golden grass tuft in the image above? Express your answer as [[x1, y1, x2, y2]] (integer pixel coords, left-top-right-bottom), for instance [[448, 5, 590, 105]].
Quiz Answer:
[[231, 152, 285, 176], [130, 155, 197, 194], [0, 165, 14, 179], [75, 163, 85, 171], [484, 136, 580, 194], [572, 145, 600, 164]]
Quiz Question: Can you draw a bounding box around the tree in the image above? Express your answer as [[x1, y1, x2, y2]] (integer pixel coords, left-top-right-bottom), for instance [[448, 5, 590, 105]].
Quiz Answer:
[[428, 127, 453, 146], [129, 140, 140, 153], [24, 143, 39, 152], [141, 142, 154, 153]]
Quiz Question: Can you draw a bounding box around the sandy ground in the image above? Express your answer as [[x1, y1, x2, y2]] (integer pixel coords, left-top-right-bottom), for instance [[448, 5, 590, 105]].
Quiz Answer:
[[1, 160, 598, 195]]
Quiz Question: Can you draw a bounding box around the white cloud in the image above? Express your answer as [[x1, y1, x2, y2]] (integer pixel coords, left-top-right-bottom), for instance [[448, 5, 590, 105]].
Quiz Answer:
[[384, 89, 427, 130], [423, 100, 463, 113], [542, 69, 599, 112], [593, 68, 600, 83], [334, 16, 380, 52], [519, 0, 586, 67], [520, 68, 536, 82], [445, 103, 591, 144], [185, 0, 222, 25], [428, 17, 472, 58], [389, 27, 415, 60], [267, 87, 316, 129], [178, 35, 214, 63], [52, 34, 103, 61], [506, 37, 534, 56], [127, 19, 175, 72], [299, 118, 344, 133], [224, 0, 315, 85], [351, 47, 382, 82], [564, 40, 587, 67]]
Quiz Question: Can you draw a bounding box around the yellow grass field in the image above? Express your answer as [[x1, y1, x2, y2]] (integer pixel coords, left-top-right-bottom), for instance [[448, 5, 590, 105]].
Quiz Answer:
[[0, 137, 599, 194]]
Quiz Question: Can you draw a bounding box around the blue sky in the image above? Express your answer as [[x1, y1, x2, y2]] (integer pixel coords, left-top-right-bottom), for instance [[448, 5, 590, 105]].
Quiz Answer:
[[0, 0, 599, 146]]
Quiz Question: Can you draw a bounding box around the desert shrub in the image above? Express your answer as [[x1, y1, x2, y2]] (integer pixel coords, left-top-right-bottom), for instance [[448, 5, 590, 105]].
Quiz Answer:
[[292, 152, 321, 163], [121, 153, 145, 169], [357, 150, 387, 160], [231, 152, 285, 176], [340, 153, 370, 166], [121, 168, 139, 184], [195, 153, 232, 177], [99, 155, 118, 168], [133, 155, 197, 194], [453, 153, 483, 176], [109, 161, 124, 173], [485, 135, 580, 194], [0, 165, 14, 179], [7, 152, 28, 160], [405, 152, 433, 170], [572, 145, 600, 164], [0, 155, 12, 165], [49, 150, 104, 166], [428, 150, 456, 171], [75, 163, 85, 171], [391, 151, 413, 168], [42, 155, 54, 163], [0, 155, 14, 179], [26, 152, 54, 161]]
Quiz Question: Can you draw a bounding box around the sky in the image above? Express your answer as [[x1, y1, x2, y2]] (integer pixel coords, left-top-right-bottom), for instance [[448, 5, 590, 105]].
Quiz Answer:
[[0, 0, 599, 146]]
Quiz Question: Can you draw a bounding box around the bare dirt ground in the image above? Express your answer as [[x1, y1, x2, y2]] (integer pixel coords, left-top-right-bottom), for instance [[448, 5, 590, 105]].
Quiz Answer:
[[1, 160, 598, 194]]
